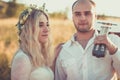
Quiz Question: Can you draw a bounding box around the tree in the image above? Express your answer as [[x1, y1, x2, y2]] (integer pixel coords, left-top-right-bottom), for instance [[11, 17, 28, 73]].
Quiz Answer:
[[9, 0, 16, 3], [0, 53, 11, 80]]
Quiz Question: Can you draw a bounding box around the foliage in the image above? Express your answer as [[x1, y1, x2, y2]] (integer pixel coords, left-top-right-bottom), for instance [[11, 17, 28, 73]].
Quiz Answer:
[[97, 14, 107, 20], [6, 2, 17, 17], [1, 1, 69, 19], [49, 11, 68, 19], [6, 2, 25, 17], [0, 53, 11, 80], [49, 7, 69, 19], [0, 1, 25, 18]]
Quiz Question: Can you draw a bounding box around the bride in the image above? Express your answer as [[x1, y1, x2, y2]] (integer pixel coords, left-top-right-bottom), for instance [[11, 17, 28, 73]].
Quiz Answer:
[[11, 5, 54, 80]]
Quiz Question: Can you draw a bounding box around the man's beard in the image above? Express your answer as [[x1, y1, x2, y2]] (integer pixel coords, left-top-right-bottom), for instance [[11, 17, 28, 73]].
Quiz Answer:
[[77, 28, 89, 33], [75, 25, 91, 33]]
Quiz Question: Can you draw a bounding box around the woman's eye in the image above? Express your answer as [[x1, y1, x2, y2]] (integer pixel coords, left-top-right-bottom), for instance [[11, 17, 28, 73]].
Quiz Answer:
[[39, 24, 43, 27], [47, 24, 49, 27], [39, 22, 49, 27]]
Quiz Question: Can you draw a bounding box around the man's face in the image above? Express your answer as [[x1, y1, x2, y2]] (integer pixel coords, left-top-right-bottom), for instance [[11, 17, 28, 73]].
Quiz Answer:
[[72, 1, 96, 33]]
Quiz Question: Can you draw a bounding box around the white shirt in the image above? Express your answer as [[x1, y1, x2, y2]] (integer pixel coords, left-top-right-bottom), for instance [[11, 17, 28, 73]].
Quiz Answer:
[[55, 31, 120, 80]]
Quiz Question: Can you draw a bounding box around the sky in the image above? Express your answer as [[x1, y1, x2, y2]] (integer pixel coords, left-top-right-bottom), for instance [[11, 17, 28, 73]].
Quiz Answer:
[[2, 0, 120, 18]]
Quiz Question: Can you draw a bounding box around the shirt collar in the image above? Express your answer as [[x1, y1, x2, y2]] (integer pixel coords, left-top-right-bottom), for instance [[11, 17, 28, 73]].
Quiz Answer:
[[66, 30, 99, 47]]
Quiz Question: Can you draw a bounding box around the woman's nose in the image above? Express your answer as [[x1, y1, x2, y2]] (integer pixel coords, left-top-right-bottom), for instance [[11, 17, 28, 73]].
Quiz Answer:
[[43, 26, 49, 32]]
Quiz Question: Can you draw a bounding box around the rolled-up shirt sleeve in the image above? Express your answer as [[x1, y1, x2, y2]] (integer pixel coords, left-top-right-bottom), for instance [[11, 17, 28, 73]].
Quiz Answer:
[[112, 48, 120, 78], [110, 34, 120, 78]]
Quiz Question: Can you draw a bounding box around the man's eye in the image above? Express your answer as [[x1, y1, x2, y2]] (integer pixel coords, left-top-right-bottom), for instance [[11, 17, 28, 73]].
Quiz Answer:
[[85, 12, 92, 16], [75, 13, 81, 16]]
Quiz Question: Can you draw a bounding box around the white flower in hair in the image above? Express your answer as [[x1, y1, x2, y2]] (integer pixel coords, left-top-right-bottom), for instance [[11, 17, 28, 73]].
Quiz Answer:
[[16, 3, 48, 30], [39, 3, 48, 13]]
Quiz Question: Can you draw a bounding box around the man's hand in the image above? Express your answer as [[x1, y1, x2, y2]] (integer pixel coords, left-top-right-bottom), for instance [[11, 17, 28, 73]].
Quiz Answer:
[[94, 34, 118, 55]]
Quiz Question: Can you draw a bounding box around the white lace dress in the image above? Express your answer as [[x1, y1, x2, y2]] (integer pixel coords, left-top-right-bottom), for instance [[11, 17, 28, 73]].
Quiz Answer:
[[30, 67, 54, 80], [11, 49, 54, 80]]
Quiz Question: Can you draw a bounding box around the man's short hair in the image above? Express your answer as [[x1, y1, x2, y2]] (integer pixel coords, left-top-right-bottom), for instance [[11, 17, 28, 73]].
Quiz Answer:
[[72, 0, 96, 11]]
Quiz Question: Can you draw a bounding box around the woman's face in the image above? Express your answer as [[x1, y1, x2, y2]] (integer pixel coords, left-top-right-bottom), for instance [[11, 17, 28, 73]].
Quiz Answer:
[[37, 14, 49, 44]]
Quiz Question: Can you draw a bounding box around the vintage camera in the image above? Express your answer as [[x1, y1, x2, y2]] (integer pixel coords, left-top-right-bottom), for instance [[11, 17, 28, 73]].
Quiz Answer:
[[92, 21, 113, 58], [92, 26, 109, 58]]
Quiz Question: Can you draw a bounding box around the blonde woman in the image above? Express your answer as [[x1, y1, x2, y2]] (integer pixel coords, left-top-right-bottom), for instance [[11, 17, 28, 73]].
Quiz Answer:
[[11, 5, 54, 80]]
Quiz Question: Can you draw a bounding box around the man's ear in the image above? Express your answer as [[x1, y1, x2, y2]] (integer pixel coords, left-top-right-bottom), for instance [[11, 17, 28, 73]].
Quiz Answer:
[[95, 14, 97, 20]]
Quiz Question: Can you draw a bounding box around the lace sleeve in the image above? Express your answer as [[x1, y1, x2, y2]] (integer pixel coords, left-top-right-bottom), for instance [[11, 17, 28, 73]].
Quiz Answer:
[[11, 51, 32, 80]]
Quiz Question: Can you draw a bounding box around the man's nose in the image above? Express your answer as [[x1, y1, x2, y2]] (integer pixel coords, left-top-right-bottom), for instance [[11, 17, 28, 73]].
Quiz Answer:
[[80, 14, 86, 20]]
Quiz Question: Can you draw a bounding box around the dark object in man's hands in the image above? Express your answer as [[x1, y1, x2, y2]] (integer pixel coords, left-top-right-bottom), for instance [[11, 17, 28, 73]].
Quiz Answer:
[[92, 21, 111, 58], [92, 44, 106, 58]]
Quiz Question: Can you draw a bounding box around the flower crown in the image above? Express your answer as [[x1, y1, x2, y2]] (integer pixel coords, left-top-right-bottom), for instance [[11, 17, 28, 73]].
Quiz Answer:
[[16, 3, 48, 30]]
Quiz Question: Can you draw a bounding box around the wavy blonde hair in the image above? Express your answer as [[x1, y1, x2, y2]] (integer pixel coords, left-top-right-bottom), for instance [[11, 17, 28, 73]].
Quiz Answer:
[[18, 8, 53, 67]]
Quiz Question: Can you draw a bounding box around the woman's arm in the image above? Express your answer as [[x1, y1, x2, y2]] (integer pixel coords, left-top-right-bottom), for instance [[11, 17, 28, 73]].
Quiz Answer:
[[11, 52, 32, 80]]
